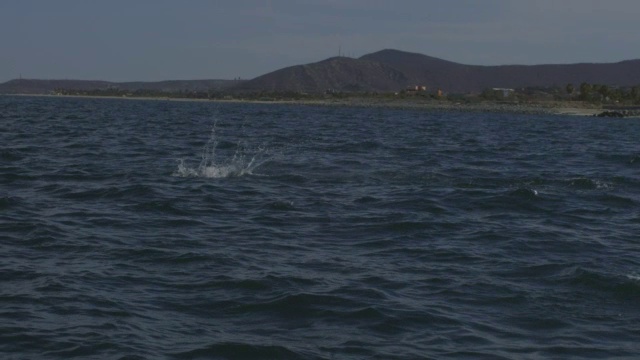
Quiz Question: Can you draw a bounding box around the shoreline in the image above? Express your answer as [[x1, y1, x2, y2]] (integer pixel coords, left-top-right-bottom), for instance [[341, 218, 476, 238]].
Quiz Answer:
[[2, 93, 607, 116]]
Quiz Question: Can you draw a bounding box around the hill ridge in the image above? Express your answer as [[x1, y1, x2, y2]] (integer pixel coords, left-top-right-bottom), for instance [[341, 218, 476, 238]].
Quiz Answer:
[[240, 49, 640, 93], [3, 49, 640, 95]]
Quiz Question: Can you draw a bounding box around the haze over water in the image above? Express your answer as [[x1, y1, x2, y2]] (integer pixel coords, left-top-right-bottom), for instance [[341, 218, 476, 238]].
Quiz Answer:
[[2, 96, 639, 359]]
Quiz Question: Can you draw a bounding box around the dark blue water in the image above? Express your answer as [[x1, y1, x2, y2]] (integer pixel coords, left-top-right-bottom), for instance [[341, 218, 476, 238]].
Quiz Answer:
[[2, 95, 639, 359]]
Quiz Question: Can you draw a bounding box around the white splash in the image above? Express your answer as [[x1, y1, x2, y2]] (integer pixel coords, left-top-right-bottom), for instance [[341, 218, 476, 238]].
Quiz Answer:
[[173, 123, 270, 179]]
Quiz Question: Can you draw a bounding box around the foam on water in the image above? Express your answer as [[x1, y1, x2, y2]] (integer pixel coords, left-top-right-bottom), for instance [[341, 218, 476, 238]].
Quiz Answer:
[[627, 274, 640, 281], [173, 123, 270, 179]]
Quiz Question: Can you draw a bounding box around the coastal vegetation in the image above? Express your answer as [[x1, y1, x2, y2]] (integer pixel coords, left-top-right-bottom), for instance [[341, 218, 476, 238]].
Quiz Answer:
[[45, 83, 640, 108], [480, 83, 640, 105]]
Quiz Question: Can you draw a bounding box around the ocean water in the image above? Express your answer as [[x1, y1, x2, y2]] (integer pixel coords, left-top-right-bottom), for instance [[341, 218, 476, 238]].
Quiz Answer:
[[1, 95, 639, 359]]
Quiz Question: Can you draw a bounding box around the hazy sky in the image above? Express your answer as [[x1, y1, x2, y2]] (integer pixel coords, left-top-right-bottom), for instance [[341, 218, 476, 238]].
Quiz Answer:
[[1, 0, 639, 82]]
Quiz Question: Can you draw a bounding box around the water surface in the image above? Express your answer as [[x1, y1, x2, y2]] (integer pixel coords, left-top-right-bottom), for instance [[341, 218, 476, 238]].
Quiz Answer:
[[1, 96, 639, 359]]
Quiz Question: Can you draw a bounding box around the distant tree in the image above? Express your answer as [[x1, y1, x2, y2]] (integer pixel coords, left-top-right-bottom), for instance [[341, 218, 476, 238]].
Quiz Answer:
[[609, 87, 625, 103], [579, 82, 592, 101], [598, 85, 610, 99], [631, 86, 640, 103], [566, 83, 575, 95], [566, 83, 575, 100], [480, 88, 500, 101]]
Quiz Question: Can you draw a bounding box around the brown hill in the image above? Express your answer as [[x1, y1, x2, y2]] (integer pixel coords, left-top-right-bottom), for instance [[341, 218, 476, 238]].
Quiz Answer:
[[241, 49, 640, 94]]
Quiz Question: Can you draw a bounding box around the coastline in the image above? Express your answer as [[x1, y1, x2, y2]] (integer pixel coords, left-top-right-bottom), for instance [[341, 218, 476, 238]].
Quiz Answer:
[[2, 93, 605, 116]]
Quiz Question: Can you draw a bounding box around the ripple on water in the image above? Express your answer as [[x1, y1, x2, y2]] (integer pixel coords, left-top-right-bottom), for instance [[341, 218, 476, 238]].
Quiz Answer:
[[2, 98, 640, 359]]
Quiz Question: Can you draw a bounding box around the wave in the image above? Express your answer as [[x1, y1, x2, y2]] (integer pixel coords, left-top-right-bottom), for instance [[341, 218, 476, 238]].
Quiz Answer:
[[566, 177, 612, 190], [0, 195, 20, 209], [0, 149, 24, 161], [564, 267, 640, 299], [509, 187, 539, 198], [173, 158, 257, 178], [170, 342, 310, 360], [53, 184, 158, 201], [628, 274, 640, 281]]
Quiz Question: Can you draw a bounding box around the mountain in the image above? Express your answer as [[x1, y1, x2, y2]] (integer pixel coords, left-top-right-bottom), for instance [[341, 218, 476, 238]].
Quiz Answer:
[[0, 79, 242, 94], [235, 56, 407, 93], [240, 49, 640, 94], [4, 50, 640, 95]]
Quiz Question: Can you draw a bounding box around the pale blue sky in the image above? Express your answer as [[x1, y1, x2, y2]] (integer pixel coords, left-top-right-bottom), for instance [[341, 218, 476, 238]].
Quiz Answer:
[[1, 0, 639, 82]]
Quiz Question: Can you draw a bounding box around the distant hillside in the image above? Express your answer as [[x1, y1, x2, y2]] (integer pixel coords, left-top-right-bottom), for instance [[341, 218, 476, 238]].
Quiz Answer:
[[235, 56, 407, 93], [240, 49, 640, 94], [117, 80, 243, 92], [362, 49, 640, 93], [0, 79, 243, 95], [4, 49, 640, 95]]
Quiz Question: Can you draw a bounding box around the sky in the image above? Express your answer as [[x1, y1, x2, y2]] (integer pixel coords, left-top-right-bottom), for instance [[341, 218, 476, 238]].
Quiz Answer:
[[1, 0, 639, 82]]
